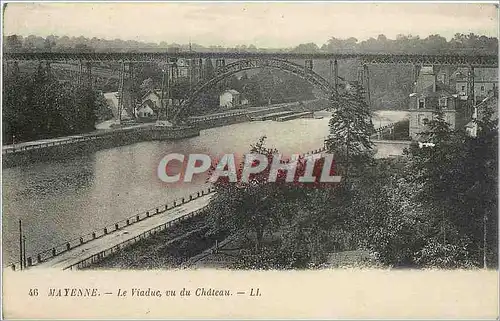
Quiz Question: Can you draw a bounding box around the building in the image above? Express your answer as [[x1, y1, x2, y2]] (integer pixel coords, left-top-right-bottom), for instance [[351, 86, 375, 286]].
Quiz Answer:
[[170, 59, 189, 80], [409, 66, 498, 140], [136, 100, 157, 119], [409, 66, 459, 140], [136, 90, 167, 119], [465, 95, 498, 137], [165, 58, 193, 81], [453, 68, 498, 104], [220, 89, 242, 109]]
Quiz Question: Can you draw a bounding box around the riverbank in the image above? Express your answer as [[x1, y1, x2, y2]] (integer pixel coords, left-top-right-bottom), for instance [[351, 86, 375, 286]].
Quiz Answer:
[[2, 100, 327, 168], [2, 125, 200, 168], [86, 215, 226, 270], [17, 191, 214, 270], [85, 217, 380, 270]]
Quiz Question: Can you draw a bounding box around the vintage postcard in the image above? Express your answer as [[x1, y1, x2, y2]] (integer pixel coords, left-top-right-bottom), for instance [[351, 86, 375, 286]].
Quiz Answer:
[[1, 1, 499, 319]]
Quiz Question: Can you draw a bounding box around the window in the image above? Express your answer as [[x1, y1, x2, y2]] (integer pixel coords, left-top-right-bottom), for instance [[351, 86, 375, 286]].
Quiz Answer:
[[418, 114, 428, 126], [481, 85, 485, 92], [461, 85, 466, 91], [418, 98, 425, 109], [439, 97, 447, 107]]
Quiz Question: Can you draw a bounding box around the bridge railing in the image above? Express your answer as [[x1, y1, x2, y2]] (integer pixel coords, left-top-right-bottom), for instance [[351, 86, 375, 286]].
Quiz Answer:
[[62, 206, 209, 271], [371, 122, 396, 140], [60, 147, 329, 271], [2, 125, 155, 155], [187, 100, 321, 124], [9, 187, 216, 271]]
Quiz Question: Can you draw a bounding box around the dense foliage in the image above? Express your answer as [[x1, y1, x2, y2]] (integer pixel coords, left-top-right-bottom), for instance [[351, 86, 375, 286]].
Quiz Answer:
[[3, 63, 107, 144], [4, 33, 497, 55], [205, 84, 498, 269]]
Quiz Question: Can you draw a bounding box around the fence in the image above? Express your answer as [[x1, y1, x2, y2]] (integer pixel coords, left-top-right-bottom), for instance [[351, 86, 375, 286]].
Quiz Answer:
[[187, 100, 320, 124], [302, 146, 327, 157], [9, 144, 328, 270], [10, 187, 216, 271], [63, 207, 210, 271], [371, 122, 396, 139], [3, 135, 106, 154], [2, 125, 146, 155]]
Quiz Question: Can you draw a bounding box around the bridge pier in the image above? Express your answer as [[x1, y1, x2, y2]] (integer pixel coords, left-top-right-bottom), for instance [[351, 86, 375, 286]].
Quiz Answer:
[[357, 61, 372, 108], [333, 60, 339, 93], [85, 61, 92, 89], [304, 59, 313, 72], [412, 64, 421, 87], [198, 58, 204, 82], [77, 60, 84, 87], [45, 61, 52, 78], [215, 58, 226, 70], [215, 58, 227, 90], [467, 65, 475, 119], [117, 61, 127, 123], [160, 63, 169, 120], [363, 64, 371, 108]]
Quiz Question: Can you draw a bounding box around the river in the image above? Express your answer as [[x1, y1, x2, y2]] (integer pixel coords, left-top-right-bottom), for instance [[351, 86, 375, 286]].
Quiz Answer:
[[2, 110, 408, 265]]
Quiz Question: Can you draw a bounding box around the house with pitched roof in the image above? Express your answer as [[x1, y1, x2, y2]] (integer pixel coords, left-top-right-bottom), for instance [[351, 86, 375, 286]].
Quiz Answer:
[[220, 89, 242, 109], [409, 65, 498, 140], [408, 66, 459, 140], [453, 68, 498, 104], [136, 90, 164, 119]]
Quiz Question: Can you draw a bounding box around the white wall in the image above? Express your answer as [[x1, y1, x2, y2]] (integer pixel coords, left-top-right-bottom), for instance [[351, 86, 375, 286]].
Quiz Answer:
[[220, 92, 234, 108]]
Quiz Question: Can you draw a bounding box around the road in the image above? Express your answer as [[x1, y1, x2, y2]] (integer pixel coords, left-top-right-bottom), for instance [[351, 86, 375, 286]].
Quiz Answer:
[[103, 92, 132, 120], [2, 123, 154, 153], [30, 193, 214, 270], [2, 101, 309, 153]]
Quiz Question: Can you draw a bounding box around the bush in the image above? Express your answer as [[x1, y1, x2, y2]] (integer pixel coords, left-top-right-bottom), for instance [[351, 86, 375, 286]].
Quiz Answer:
[[414, 238, 478, 269]]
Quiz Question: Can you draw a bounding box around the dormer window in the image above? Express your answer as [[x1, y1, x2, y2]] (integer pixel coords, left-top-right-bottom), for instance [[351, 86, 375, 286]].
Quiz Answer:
[[439, 97, 447, 107], [418, 98, 425, 109]]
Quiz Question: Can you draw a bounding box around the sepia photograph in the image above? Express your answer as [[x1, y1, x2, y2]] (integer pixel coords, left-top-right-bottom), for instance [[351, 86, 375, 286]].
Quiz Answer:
[[1, 1, 499, 319]]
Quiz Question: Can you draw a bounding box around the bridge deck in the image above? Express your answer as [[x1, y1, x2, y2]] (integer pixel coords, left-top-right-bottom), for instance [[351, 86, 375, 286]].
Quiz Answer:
[[2, 123, 154, 154], [30, 194, 214, 270], [3, 52, 498, 67]]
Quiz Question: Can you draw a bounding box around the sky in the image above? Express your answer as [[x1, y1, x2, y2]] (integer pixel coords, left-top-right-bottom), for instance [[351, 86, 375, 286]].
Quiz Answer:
[[3, 2, 499, 48]]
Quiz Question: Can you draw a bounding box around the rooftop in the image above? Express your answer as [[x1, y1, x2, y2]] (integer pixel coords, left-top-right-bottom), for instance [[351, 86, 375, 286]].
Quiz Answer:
[[224, 89, 240, 95]]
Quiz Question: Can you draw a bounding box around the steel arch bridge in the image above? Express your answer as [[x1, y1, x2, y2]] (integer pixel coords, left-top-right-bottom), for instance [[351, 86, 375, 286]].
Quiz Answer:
[[173, 58, 336, 122]]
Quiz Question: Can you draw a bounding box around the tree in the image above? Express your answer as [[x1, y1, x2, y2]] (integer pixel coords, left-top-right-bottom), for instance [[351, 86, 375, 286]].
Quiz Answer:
[[405, 103, 498, 268], [4, 34, 23, 52], [326, 83, 374, 179], [2, 62, 102, 143], [171, 78, 191, 106], [204, 59, 215, 80], [140, 78, 155, 94], [206, 136, 333, 256], [292, 43, 320, 53], [206, 137, 284, 252]]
